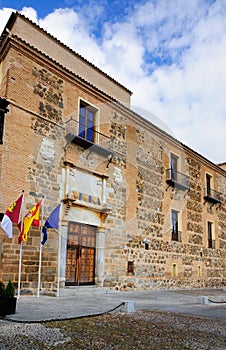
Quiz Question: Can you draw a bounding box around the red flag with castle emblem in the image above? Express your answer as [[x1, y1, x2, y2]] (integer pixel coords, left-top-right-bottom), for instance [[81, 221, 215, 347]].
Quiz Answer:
[[1, 194, 23, 238]]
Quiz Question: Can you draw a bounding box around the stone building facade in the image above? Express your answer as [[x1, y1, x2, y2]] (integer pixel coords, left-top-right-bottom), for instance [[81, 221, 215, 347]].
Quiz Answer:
[[0, 12, 225, 294]]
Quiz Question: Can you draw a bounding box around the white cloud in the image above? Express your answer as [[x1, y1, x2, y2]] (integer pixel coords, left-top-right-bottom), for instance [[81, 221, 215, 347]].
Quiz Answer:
[[20, 7, 38, 23], [39, 8, 105, 67], [0, 7, 38, 33], [101, 21, 145, 83], [0, 8, 14, 33], [39, 8, 80, 45]]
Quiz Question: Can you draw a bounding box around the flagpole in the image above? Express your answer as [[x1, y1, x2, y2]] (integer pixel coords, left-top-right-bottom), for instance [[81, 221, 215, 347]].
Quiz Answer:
[[57, 204, 62, 297], [17, 191, 25, 300], [17, 243, 23, 299], [37, 199, 44, 298]]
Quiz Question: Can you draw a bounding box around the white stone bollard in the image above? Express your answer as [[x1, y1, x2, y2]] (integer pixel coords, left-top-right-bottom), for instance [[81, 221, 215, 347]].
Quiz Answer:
[[199, 296, 209, 304], [123, 300, 135, 313]]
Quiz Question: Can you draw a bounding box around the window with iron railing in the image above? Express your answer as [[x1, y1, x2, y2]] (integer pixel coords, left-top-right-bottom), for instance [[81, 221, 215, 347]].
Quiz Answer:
[[166, 168, 190, 191], [66, 118, 113, 148], [166, 153, 190, 191], [204, 187, 222, 205], [65, 101, 114, 160], [204, 173, 221, 205]]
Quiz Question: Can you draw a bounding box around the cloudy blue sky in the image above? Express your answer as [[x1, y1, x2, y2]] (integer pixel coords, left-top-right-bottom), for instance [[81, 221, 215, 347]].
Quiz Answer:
[[0, 0, 225, 164]]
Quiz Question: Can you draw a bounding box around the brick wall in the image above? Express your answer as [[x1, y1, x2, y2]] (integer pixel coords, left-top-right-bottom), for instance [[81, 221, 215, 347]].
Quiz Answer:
[[10, 14, 131, 107]]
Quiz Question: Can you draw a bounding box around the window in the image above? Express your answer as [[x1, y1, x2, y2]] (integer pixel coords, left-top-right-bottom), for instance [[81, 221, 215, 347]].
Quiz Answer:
[[0, 110, 5, 144], [204, 173, 221, 205], [79, 101, 97, 142], [166, 153, 189, 191], [207, 221, 215, 249], [66, 99, 113, 159], [206, 174, 212, 196], [127, 261, 134, 274], [145, 243, 149, 250], [171, 209, 181, 242], [198, 266, 202, 278], [172, 264, 177, 277], [170, 153, 178, 181], [0, 98, 9, 144]]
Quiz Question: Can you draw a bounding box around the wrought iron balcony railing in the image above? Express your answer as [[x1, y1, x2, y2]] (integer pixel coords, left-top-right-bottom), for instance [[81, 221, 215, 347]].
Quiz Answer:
[[65, 118, 114, 159], [171, 230, 182, 242], [166, 168, 190, 191], [204, 188, 222, 205]]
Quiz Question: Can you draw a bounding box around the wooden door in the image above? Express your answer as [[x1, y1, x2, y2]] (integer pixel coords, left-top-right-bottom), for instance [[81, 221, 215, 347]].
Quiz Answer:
[[66, 222, 96, 286]]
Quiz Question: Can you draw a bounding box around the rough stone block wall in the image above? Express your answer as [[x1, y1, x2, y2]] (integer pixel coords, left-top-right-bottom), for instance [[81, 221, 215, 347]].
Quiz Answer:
[[103, 116, 225, 290], [187, 158, 203, 245]]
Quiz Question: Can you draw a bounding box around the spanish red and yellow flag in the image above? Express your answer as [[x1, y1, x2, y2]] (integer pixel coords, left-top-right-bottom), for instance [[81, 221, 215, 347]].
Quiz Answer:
[[18, 201, 41, 244]]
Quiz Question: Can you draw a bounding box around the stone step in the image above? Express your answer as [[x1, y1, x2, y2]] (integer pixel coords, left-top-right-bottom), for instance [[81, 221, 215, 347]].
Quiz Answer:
[[58, 286, 115, 297]]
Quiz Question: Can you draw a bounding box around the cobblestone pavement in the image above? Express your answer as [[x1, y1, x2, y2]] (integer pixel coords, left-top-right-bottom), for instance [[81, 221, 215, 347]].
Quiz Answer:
[[0, 288, 225, 349], [0, 309, 225, 349]]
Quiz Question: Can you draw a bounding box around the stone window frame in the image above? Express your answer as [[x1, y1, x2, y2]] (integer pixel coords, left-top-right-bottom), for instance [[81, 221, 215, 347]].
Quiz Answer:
[[77, 98, 100, 144]]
